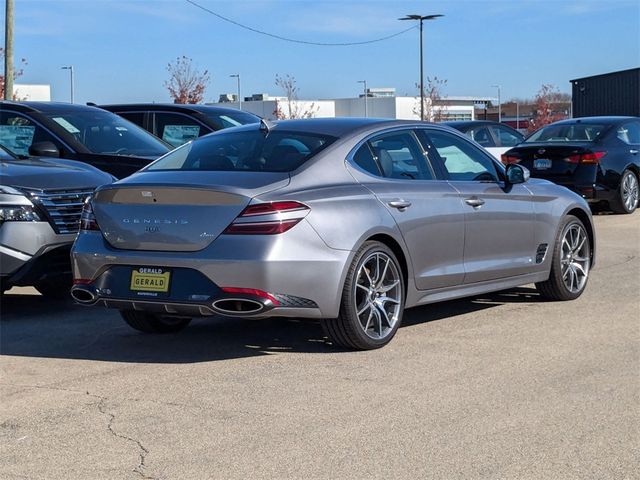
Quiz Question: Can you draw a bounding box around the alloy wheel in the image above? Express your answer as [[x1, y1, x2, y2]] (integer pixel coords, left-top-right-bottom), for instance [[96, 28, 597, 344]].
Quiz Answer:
[[622, 172, 639, 212], [560, 223, 590, 293], [353, 252, 402, 340]]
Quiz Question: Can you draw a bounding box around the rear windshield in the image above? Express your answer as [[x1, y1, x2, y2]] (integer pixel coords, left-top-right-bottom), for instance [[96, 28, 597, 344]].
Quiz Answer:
[[525, 123, 607, 143], [145, 129, 337, 172]]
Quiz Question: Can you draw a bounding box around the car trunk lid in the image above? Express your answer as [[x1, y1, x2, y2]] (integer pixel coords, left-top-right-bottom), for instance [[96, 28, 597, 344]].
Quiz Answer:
[[92, 171, 289, 251], [504, 142, 598, 181]]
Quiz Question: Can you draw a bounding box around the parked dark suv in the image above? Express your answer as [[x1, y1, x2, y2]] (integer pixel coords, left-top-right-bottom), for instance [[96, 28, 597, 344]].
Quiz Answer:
[[97, 103, 260, 147], [503, 116, 640, 214], [0, 101, 170, 178]]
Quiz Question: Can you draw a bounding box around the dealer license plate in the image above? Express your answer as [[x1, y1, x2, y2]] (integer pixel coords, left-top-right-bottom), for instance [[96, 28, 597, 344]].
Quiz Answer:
[[534, 159, 552, 170], [130, 267, 171, 293]]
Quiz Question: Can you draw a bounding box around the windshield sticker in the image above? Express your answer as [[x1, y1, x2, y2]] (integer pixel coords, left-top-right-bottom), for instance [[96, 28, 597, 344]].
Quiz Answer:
[[51, 117, 81, 134], [0, 125, 36, 156], [162, 125, 200, 147]]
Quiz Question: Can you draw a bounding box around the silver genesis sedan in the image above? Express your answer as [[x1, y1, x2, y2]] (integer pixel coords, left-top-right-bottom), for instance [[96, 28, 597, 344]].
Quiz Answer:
[[71, 118, 595, 349]]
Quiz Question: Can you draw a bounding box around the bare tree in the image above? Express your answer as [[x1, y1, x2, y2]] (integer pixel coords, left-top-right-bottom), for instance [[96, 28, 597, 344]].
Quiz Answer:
[[528, 84, 568, 133], [0, 47, 27, 100], [273, 74, 318, 119], [413, 76, 448, 122], [164, 56, 210, 104]]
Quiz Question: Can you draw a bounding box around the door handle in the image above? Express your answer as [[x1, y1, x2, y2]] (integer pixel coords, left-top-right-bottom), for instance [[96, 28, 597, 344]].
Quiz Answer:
[[464, 197, 485, 208], [388, 200, 412, 210], [630, 149, 639, 155]]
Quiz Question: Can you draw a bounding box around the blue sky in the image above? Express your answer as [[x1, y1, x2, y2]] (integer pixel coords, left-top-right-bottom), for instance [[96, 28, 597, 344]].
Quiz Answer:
[[4, 0, 639, 104]]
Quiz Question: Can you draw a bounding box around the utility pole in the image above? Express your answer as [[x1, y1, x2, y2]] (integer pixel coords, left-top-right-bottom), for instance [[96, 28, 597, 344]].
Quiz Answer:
[[61, 66, 74, 103], [4, 0, 15, 100], [357, 80, 368, 117], [492, 84, 502, 123], [230, 74, 241, 110]]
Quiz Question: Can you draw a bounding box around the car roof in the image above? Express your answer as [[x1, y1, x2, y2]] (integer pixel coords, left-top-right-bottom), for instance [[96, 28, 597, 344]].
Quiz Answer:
[[444, 120, 501, 127], [0, 100, 107, 114], [257, 117, 434, 137], [550, 116, 638, 125], [98, 103, 260, 117]]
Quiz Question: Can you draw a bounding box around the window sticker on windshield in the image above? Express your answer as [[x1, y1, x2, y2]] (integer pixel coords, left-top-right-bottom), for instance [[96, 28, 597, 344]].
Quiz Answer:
[[162, 125, 200, 147], [51, 117, 81, 134], [0, 125, 36, 156]]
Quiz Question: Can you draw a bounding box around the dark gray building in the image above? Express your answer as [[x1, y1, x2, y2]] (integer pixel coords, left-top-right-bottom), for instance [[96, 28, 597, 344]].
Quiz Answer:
[[571, 68, 640, 117]]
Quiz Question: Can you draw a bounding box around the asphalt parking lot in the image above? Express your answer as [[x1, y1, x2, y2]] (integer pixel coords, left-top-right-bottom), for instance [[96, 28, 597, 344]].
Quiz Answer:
[[1, 213, 638, 480]]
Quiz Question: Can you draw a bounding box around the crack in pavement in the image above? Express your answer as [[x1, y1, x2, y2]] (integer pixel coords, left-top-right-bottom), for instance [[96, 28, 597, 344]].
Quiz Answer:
[[0, 383, 157, 480], [94, 394, 155, 480]]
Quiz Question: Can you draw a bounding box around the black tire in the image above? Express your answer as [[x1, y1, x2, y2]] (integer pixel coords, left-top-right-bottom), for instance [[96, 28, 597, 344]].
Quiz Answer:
[[536, 215, 591, 301], [120, 310, 191, 334], [321, 241, 405, 350], [610, 169, 639, 214], [34, 281, 71, 300]]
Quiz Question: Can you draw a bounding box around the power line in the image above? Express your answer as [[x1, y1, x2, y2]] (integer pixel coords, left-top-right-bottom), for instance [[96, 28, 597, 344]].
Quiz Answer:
[[185, 0, 416, 46]]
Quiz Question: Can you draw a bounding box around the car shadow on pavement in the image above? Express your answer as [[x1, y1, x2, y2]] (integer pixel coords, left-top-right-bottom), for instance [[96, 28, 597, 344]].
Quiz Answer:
[[0, 287, 541, 363]]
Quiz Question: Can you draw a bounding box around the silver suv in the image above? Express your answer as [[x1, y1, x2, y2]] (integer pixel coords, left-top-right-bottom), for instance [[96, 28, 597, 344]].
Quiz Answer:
[[0, 144, 112, 297]]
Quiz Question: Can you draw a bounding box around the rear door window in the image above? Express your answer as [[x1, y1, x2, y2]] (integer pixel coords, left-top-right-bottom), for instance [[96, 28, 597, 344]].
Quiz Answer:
[[366, 131, 433, 180], [617, 121, 640, 145], [491, 125, 523, 147], [116, 111, 146, 129], [153, 112, 205, 147], [467, 126, 495, 147]]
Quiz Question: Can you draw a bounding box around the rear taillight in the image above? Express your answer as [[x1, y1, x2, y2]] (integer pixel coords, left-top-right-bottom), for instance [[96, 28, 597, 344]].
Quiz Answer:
[[501, 154, 520, 164], [79, 199, 100, 231], [566, 151, 607, 164], [223, 201, 310, 235]]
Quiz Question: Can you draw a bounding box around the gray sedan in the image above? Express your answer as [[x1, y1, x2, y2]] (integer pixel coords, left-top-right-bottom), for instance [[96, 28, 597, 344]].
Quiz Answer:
[[70, 118, 595, 350]]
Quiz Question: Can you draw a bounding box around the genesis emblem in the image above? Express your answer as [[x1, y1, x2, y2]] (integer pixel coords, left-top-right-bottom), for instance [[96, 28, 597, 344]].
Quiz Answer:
[[538, 148, 546, 155], [141, 191, 153, 198]]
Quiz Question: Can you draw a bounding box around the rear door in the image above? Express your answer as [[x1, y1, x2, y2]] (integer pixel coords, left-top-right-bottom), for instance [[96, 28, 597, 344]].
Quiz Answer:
[[349, 129, 466, 290], [422, 128, 536, 284]]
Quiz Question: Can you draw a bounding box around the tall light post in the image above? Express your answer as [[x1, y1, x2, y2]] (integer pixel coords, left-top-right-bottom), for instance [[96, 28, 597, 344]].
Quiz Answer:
[[399, 14, 443, 121], [230, 74, 241, 110], [357, 80, 368, 117], [61, 66, 74, 103], [492, 84, 501, 123]]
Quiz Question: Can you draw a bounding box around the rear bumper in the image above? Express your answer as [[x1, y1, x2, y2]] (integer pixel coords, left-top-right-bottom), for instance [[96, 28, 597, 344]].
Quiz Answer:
[[71, 221, 352, 318]]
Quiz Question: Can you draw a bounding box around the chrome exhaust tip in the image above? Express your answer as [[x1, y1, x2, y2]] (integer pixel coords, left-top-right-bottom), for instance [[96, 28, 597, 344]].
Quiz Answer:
[[212, 298, 265, 315], [70, 285, 97, 304]]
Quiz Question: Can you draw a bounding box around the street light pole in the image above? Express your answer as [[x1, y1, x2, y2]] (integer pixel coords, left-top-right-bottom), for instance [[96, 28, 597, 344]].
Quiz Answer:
[[400, 14, 443, 121], [492, 84, 501, 123], [357, 80, 367, 117], [230, 74, 241, 110], [61, 66, 74, 103]]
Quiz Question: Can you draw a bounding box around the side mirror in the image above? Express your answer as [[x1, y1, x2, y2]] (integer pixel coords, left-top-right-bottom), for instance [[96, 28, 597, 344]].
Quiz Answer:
[[28, 141, 60, 158], [505, 163, 530, 184]]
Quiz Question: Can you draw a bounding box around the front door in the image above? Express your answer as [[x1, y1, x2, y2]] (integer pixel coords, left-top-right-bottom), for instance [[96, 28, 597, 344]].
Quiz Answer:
[[423, 128, 536, 284]]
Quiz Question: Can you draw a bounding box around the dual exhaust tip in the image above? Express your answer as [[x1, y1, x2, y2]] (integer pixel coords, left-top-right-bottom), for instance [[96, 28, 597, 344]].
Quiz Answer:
[[71, 284, 269, 315]]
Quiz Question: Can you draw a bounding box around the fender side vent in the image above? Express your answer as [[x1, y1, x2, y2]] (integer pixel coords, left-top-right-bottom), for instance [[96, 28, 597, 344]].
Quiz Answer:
[[536, 243, 549, 264]]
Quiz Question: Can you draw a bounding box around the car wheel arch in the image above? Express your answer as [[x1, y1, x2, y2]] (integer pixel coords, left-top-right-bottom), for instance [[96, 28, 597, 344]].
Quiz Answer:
[[564, 206, 596, 268], [366, 233, 410, 298]]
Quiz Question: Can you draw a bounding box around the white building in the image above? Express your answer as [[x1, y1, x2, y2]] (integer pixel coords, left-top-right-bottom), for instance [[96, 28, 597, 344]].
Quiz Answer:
[[12, 84, 51, 101], [210, 90, 495, 122]]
